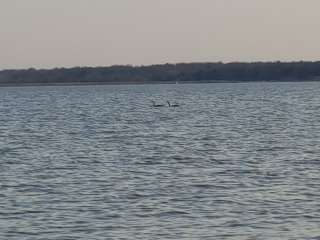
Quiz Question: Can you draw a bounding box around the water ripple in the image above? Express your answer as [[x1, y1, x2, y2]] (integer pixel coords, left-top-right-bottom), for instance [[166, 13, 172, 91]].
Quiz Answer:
[[1, 82, 320, 239]]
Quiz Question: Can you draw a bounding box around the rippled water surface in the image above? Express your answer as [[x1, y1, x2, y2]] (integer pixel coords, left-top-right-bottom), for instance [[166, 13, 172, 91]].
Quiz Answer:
[[1, 82, 320, 239]]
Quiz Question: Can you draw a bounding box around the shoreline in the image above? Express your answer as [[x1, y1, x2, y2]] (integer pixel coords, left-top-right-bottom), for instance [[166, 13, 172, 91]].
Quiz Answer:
[[0, 79, 319, 88], [1, 62, 320, 87]]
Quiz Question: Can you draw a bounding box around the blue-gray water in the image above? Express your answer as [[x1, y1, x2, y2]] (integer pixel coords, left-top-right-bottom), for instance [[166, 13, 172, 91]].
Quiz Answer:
[[1, 82, 320, 240]]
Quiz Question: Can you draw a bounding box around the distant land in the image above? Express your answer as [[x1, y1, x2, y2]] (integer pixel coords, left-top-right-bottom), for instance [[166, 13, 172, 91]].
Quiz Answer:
[[1, 61, 320, 86]]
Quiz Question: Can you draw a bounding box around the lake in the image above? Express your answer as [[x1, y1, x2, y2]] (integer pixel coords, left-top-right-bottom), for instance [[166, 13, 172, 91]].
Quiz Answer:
[[1, 82, 320, 239]]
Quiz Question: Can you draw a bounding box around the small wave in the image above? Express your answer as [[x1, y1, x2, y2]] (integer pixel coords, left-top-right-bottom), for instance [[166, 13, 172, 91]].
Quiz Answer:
[[155, 210, 189, 218], [191, 184, 213, 189]]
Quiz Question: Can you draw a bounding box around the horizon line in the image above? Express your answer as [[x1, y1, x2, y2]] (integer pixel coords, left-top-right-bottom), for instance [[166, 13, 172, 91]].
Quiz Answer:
[[1, 60, 320, 72]]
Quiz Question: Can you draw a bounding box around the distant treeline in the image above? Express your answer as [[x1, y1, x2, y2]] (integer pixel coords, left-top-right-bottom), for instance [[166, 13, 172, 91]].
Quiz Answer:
[[1, 61, 320, 85]]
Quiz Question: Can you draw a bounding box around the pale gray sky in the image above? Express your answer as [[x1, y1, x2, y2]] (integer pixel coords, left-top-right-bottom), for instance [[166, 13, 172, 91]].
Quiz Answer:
[[1, 0, 319, 69]]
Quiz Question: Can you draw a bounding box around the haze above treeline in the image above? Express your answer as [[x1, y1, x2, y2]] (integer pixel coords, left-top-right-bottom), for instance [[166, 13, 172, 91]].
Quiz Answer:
[[1, 61, 320, 86]]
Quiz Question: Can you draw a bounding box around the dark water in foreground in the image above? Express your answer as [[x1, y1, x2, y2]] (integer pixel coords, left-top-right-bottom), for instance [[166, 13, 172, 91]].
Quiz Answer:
[[1, 82, 320, 239]]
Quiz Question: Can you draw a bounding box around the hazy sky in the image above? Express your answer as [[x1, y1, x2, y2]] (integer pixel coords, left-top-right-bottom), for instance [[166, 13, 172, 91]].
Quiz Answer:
[[1, 0, 320, 69]]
